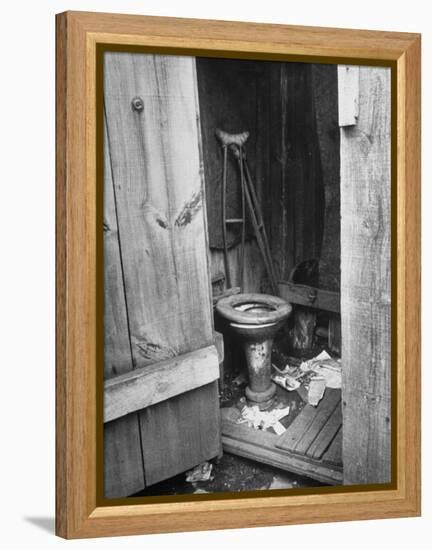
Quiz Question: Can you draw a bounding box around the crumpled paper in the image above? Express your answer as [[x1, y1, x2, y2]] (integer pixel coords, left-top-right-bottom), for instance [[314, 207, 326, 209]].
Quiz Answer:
[[185, 462, 214, 483], [300, 350, 342, 389], [236, 404, 290, 435]]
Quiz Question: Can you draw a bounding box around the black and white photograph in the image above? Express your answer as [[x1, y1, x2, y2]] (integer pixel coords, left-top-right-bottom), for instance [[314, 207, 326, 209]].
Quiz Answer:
[[102, 52, 391, 500]]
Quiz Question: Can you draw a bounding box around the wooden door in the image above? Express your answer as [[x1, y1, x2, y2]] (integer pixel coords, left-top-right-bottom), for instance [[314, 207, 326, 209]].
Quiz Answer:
[[103, 52, 221, 498]]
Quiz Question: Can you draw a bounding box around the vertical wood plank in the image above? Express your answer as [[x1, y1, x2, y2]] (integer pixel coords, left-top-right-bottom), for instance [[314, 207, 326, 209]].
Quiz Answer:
[[104, 53, 214, 365], [311, 64, 341, 292], [209, 241, 265, 293], [340, 66, 391, 484], [103, 120, 133, 379], [268, 63, 294, 281], [269, 63, 324, 280], [104, 415, 145, 497], [140, 383, 221, 486], [104, 52, 220, 487], [103, 118, 145, 498]]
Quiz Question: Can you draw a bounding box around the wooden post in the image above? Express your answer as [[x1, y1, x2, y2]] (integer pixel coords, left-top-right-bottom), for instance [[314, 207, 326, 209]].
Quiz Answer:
[[339, 66, 391, 484]]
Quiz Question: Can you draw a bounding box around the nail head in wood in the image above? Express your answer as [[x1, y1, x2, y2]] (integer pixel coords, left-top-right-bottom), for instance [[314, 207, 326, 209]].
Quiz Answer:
[[131, 96, 144, 112]]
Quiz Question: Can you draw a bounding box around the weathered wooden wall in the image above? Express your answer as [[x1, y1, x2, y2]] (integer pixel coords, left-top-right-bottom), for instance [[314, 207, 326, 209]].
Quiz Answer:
[[197, 58, 270, 251], [267, 63, 325, 282], [311, 65, 341, 292], [103, 120, 145, 498], [196, 58, 271, 294], [340, 66, 391, 484], [196, 60, 329, 294], [209, 242, 266, 293], [104, 52, 220, 497]]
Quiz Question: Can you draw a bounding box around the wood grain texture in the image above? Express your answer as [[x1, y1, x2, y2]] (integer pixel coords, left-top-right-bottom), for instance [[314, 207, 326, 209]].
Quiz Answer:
[[141, 383, 221, 486], [103, 51, 221, 496], [104, 52, 214, 364], [312, 64, 341, 292], [196, 57, 269, 292], [275, 404, 318, 451], [268, 63, 293, 281], [104, 415, 145, 498], [103, 120, 133, 379], [322, 428, 343, 465], [103, 116, 145, 498], [197, 58, 263, 249], [276, 389, 341, 453], [104, 345, 219, 422], [56, 11, 420, 538], [56, 12, 98, 537], [221, 410, 343, 485], [399, 35, 421, 517], [55, 12, 68, 536], [307, 404, 343, 459], [210, 241, 265, 293], [290, 391, 341, 455], [340, 66, 392, 484], [67, 10, 418, 59], [270, 63, 324, 277], [278, 281, 340, 312]]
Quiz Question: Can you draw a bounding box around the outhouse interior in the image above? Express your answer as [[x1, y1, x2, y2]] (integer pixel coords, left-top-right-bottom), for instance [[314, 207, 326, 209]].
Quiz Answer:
[[196, 57, 343, 483], [197, 56, 340, 346], [103, 52, 391, 499]]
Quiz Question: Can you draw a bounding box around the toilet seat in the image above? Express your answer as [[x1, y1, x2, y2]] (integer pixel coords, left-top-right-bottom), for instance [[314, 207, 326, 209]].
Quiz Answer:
[[216, 293, 292, 325]]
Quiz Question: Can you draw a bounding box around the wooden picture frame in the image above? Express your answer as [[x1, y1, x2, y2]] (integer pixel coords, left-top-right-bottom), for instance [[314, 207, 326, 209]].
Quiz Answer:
[[56, 11, 421, 539]]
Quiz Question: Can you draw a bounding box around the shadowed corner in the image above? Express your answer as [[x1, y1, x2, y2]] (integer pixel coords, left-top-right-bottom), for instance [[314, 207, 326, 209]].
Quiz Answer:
[[24, 517, 55, 534]]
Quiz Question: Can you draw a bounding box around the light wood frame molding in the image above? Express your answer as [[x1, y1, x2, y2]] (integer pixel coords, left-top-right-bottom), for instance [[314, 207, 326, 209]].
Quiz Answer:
[[56, 10, 421, 539]]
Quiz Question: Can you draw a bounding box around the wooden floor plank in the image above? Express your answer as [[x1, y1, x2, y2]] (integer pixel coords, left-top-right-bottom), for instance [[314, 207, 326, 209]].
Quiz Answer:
[[292, 389, 341, 455], [276, 388, 340, 453], [322, 428, 343, 466], [274, 404, 318, 451], [221, 410, 343, 485], [307, 404, 342, 459]]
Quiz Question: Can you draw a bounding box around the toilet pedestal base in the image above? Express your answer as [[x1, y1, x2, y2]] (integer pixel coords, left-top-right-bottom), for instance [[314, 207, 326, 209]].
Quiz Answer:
[[245, 382, 276, 410], [242, 336, 277, 410], [216, 293, 292, 412]]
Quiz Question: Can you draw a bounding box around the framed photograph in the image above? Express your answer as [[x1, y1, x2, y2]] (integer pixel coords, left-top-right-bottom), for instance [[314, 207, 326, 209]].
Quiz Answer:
[[56, 11, 421, 538]]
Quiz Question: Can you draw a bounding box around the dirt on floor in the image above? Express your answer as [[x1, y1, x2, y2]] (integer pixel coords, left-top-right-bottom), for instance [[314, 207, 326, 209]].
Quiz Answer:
[[133, 452, 324, 497]]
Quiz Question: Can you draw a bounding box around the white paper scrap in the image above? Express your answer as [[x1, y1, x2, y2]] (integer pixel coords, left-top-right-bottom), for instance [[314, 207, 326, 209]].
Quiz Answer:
[[273, 421, 286, 435]]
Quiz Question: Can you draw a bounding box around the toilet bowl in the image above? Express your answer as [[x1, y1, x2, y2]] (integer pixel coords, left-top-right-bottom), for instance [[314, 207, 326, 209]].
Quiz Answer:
[[216, 293, 292, 410]]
